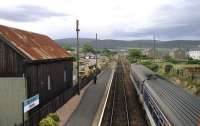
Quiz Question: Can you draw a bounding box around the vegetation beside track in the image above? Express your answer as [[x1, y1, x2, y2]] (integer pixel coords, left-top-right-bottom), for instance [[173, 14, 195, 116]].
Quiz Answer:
[[127, 49, 200, 96]]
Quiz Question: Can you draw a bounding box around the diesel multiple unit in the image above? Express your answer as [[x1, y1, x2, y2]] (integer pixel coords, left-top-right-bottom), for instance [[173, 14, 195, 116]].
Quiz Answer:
[[130, 64, 200, 126]]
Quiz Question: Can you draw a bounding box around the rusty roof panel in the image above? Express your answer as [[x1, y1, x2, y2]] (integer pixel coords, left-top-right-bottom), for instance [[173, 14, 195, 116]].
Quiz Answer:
[[0, 25, 71, 60]]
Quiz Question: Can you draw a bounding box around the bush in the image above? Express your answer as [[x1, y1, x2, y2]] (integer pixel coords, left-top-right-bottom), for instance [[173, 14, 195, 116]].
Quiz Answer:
[[48, 113, 60, 122], [141, 61, 152, 66], [39, 113, 60, 126], [39, 117, 57, 126], [128, 56, 137, 63], [187, 60, 200, 64], [164, 64, 173, 73], [140, 60, 158, 72], [142, 63, 158, 72], [148, 64, 159, 72], [167, 58, 178, 64], [127, 49, 142, 63]]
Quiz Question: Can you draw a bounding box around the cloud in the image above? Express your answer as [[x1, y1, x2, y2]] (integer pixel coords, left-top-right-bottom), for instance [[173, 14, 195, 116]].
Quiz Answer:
[[0, 5, 67, 22], [113, 23, 200, 40], [0, 0, 200, 40], [112, 0, 200, 40]]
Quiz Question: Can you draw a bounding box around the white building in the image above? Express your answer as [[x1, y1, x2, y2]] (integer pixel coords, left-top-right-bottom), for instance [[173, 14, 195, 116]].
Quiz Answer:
[[188, 47, 200, 60], [85, 53, 96, 59]]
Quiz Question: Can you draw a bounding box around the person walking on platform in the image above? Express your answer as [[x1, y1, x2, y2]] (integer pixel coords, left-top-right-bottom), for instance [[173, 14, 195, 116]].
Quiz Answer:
[[93, 73, 97, 84], [92, 67, 97, 84]]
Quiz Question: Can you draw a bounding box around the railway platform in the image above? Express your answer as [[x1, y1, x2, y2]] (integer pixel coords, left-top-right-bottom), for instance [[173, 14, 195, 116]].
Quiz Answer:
[[63, 67, 115, 126]]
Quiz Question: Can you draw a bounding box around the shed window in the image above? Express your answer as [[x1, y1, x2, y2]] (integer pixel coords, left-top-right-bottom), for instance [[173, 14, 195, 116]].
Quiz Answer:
[[64, 70, 67, 82], [48, 75, 51, 90]]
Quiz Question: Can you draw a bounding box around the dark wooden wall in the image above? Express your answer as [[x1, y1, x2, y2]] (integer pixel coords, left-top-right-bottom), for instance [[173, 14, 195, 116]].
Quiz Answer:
[[0, 40, 24, 76], [0, 39, 73, 114], [25, 60, 73, 106]]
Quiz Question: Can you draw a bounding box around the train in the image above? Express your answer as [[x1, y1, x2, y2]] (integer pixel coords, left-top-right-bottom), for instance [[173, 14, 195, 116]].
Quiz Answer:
[[130, 64, 200, 126]]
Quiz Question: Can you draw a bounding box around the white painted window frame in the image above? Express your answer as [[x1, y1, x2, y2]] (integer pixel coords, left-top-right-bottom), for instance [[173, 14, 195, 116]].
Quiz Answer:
[[48, 75, 51, 90], [64, 70, 67, 82]]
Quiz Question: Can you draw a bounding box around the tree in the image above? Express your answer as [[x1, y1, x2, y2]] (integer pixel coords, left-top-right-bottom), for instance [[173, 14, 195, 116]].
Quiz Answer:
[[102, 48, 117, 59], [62, 43, 74, 51], [128, 49, 142, 63], [82, 43, 95, 54], [102, 48, 111, 57]]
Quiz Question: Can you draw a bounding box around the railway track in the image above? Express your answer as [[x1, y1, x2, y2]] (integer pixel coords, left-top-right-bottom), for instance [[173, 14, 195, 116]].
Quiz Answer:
[[101, 56, 148, 126], [101, 61, 130, 126], [121, 57, 148, 126]]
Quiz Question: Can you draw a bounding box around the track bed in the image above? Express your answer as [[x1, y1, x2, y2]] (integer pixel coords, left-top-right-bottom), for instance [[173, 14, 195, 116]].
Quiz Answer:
[[101, 57, 148, 126]]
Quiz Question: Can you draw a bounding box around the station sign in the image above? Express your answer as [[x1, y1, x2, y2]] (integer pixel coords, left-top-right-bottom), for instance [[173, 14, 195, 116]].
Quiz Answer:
[[23, 94, 39, 113]]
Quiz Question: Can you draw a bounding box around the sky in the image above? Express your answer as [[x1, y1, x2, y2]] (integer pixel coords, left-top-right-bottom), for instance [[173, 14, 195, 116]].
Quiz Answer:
[[0, 0, 200, 40]]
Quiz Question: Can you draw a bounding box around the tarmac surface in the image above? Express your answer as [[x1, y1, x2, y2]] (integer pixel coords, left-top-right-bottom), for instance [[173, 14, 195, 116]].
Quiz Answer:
[[65, 68, 113, 126]]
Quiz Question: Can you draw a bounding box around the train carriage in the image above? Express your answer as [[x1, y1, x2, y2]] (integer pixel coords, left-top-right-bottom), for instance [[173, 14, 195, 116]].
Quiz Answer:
[[130, 64, 200, 126]]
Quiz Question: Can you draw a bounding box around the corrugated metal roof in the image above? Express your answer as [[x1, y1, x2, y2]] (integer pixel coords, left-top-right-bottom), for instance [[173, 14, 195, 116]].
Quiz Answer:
[[0, 25, 71, 60]]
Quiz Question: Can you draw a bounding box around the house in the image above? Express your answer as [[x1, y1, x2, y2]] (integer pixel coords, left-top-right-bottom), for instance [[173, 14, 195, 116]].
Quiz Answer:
[[188, 46, 200, 60], [169, 48, 187, 59], [0, 25, 73, 126], [85, 53, 96, 59], [143, 48, 160, 58], [143, 48, 170, 59]]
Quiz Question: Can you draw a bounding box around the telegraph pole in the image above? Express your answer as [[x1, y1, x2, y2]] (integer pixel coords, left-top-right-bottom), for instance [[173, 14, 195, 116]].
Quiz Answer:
[[76, 20, 80, 95], [95, 33, 98, 71], [153, 35, 156, 63]]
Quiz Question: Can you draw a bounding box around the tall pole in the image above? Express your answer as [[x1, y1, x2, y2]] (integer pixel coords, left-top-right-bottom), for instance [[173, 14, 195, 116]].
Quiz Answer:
[[76, 20, 80, 95], [95, 33, 98, 71], [153, 35, 156, 63]]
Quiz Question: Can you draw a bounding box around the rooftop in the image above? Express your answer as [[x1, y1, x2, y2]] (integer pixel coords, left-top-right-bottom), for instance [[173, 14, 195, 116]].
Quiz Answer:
[[0, 25, 71, 60]]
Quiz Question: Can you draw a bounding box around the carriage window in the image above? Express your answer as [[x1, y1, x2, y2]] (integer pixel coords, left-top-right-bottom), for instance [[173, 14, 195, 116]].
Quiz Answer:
[[48, 75, 51, 90]]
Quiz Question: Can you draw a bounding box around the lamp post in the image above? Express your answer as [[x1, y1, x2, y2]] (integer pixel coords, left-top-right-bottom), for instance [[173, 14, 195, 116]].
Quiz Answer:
[[96, 33, 98, 70], [76, 20, 80, 95], [153, 35, 156, 63]]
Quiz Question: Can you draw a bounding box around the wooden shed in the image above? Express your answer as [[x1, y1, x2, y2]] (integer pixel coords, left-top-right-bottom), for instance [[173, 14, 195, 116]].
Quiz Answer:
[[0, 25, 73, 125]]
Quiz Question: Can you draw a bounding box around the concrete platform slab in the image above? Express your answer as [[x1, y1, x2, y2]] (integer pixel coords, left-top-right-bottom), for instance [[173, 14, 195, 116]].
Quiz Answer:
[[64, 68, 114, 126]]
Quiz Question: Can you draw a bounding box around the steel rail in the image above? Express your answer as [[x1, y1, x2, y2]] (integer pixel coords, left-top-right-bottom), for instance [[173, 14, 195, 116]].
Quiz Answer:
[[108, 58, 130, 126]]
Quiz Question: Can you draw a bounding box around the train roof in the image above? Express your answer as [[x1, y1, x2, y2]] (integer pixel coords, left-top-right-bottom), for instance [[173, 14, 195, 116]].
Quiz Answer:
[[146, 77, 200, 126], [131, 64, 155, 81], [131, 64, 200, 126]]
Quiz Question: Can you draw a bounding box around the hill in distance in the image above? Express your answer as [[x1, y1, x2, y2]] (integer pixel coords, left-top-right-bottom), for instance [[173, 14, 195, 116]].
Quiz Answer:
[[56, 38, 200, 50]]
